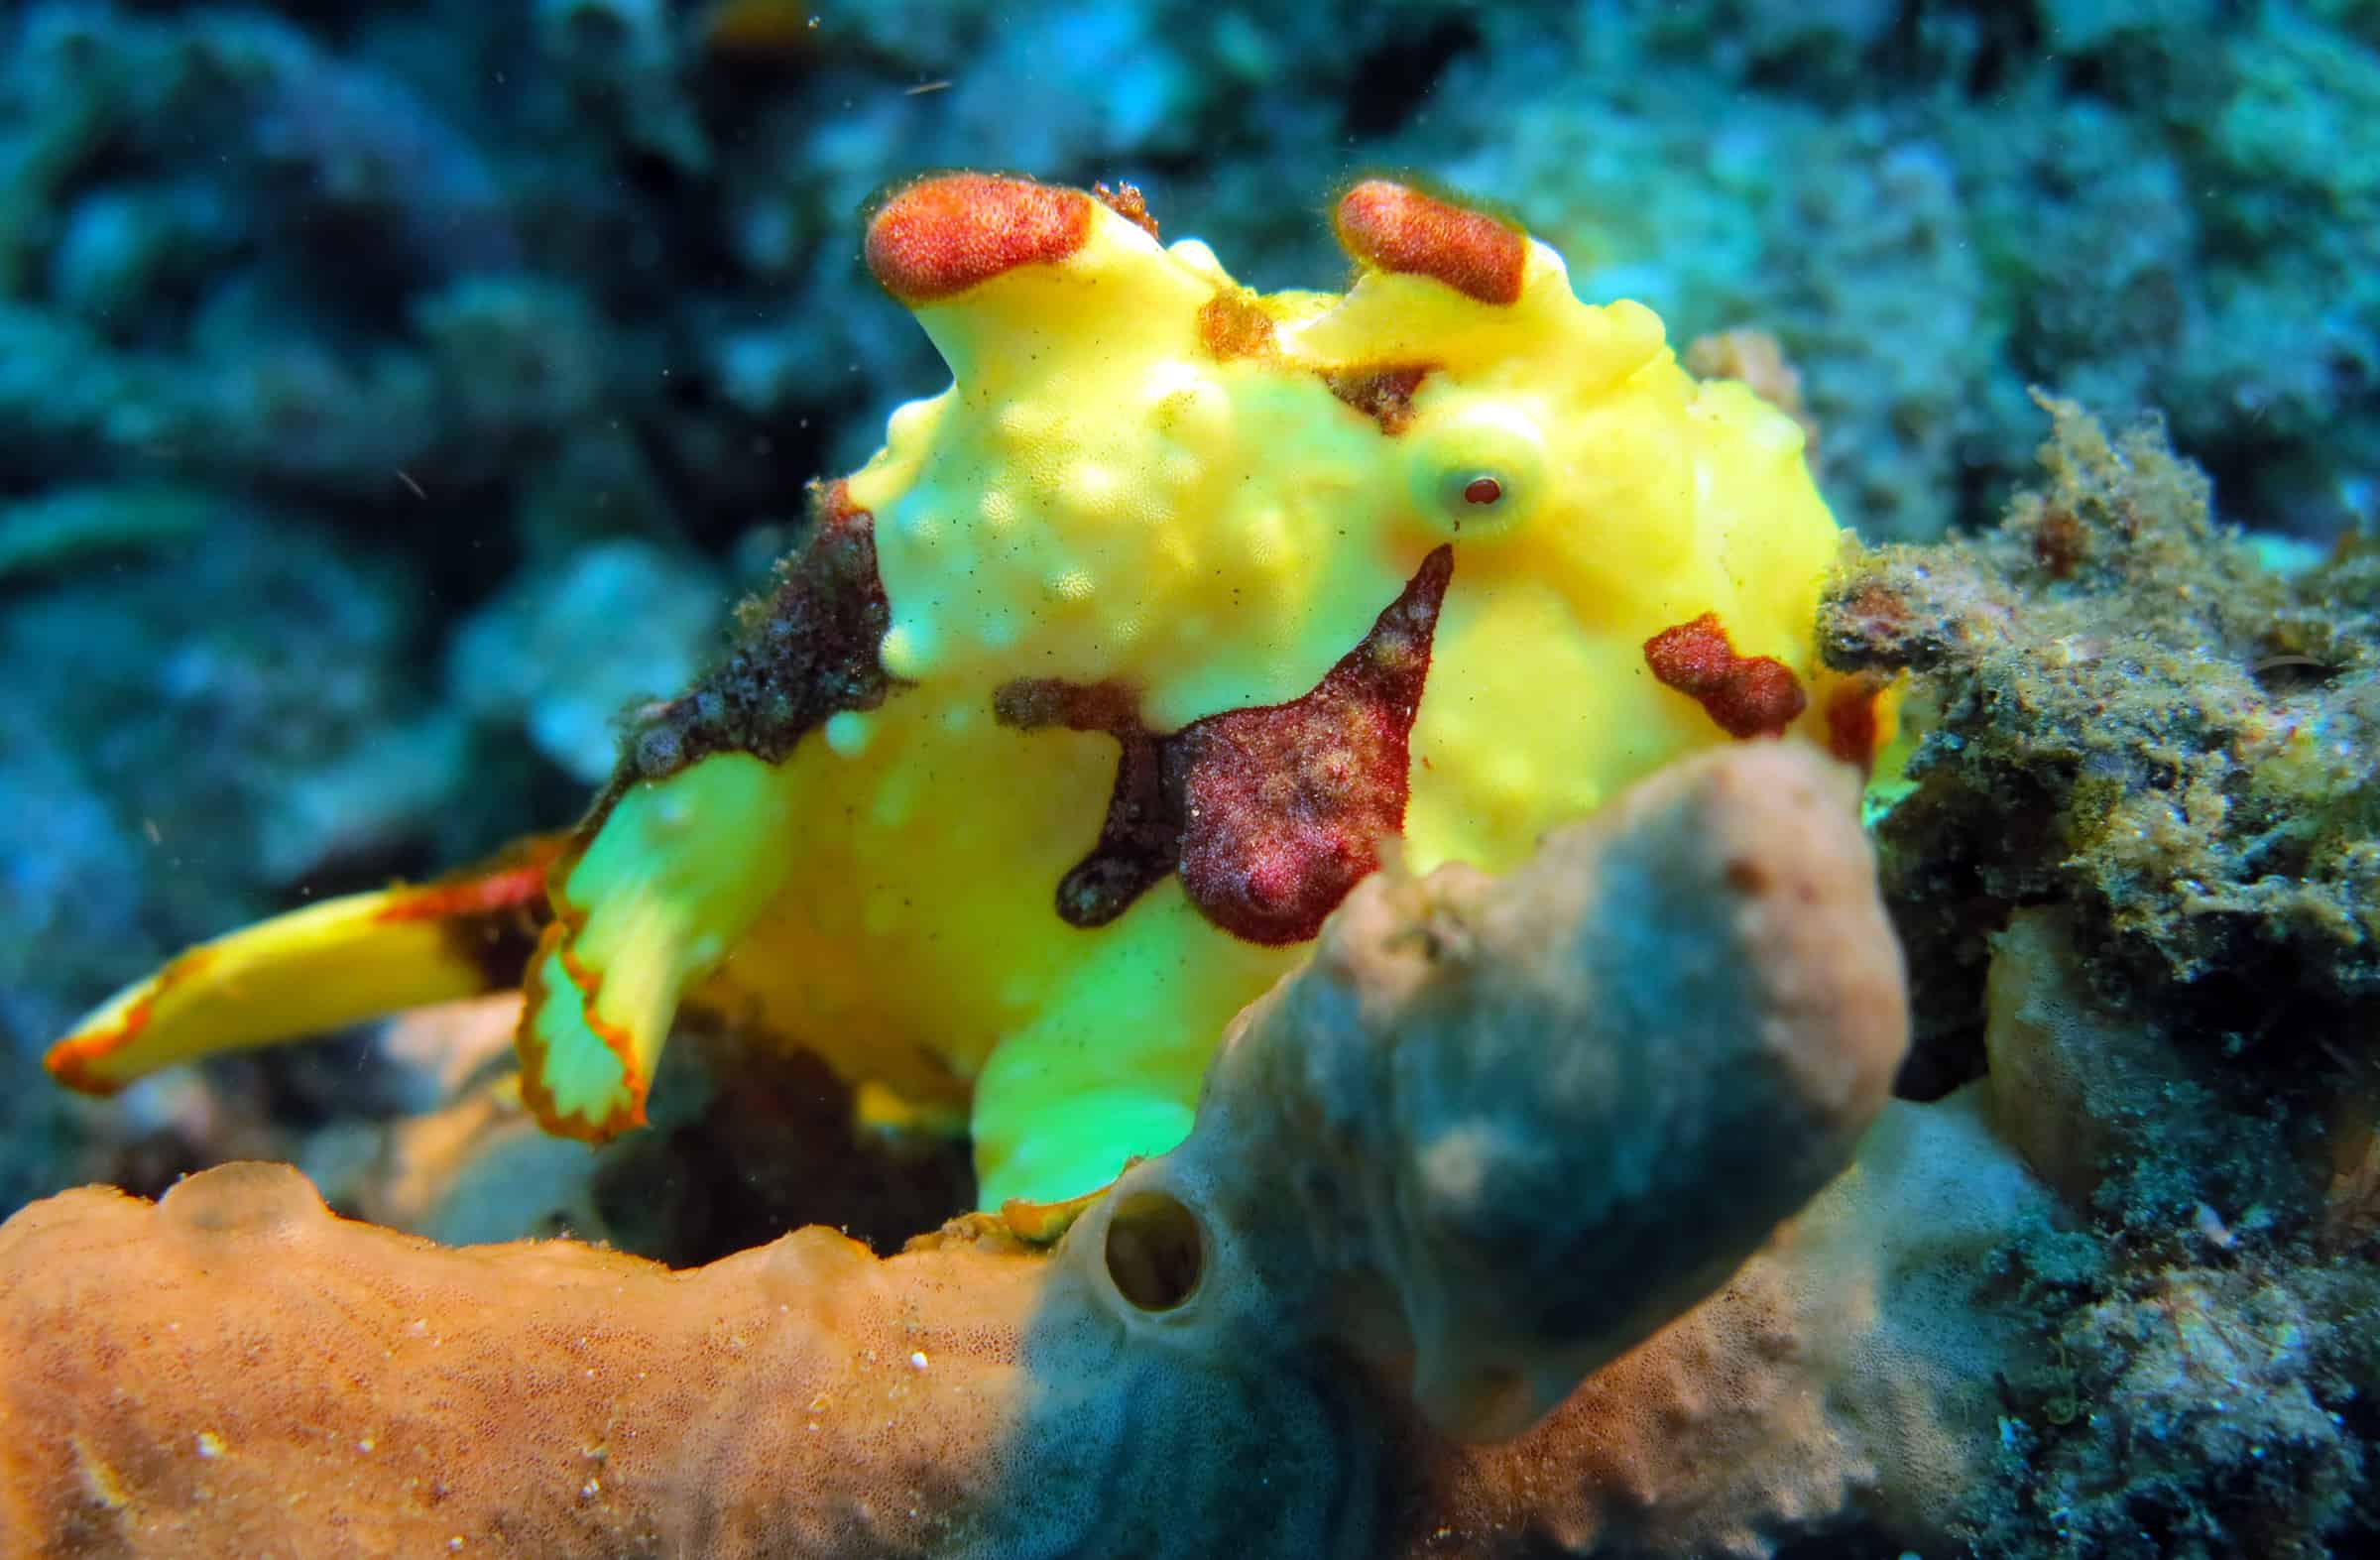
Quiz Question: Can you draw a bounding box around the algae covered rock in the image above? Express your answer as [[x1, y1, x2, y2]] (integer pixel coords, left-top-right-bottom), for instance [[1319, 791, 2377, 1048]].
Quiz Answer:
[[1823, 395, 2379, 1082]]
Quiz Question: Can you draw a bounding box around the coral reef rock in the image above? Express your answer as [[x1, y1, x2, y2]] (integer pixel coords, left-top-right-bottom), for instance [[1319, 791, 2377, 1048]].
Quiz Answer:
[[1823, 395, 2379, 1081]]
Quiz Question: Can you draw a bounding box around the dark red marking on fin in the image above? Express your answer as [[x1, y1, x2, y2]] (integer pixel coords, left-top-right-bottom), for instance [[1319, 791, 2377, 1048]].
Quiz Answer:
[[992, 678, 1179, 928], [866, 174, 1094, 302], [1642, 612, 1808, 739], [1172, 546, 1452, 943], [372, 856, 551, 925], [1061, 731, 1175, 927], [373, 838, 564, 991], [1333, 180, 1526, 306], [997, 547, 1456, 945]]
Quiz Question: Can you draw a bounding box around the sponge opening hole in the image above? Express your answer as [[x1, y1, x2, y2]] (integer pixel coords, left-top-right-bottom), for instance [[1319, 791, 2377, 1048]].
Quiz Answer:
[[1104, 1189, 1206, 1312]]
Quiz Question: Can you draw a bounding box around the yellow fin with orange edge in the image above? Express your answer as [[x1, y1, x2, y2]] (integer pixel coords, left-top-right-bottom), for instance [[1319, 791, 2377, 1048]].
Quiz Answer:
[[518, 753, 798, 1141], [47, 842, 559, 1095]]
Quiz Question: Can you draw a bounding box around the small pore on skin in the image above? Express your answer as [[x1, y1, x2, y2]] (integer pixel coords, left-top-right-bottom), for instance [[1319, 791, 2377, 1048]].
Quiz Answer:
[[1642, 612, 1808, 739]]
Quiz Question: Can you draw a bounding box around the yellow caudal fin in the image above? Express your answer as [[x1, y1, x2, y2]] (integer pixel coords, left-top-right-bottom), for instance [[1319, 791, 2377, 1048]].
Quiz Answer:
[[47, 841, 560, 1096], [519, 753, 798, 1141]]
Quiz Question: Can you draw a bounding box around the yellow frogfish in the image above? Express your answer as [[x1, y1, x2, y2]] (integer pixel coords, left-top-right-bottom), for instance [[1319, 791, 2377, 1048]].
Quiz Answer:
[[49, 175, 1888, 1210]]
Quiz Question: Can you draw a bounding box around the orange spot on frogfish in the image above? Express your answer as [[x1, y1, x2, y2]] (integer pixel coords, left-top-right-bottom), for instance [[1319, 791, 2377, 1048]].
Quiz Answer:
[[1643, 612, 1808, 739], [866, 174, 1095, 302], [1333, 180, 1526, 306]]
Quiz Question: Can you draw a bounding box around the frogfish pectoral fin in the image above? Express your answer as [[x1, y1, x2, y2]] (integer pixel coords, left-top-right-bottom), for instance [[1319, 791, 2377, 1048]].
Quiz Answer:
[[518, 752, 796, 1141], [46, 840, 560, 1096]]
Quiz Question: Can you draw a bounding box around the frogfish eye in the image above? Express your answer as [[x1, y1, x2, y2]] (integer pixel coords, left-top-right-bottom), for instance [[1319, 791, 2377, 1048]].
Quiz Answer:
[[1407, 401, 1546, 540]]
